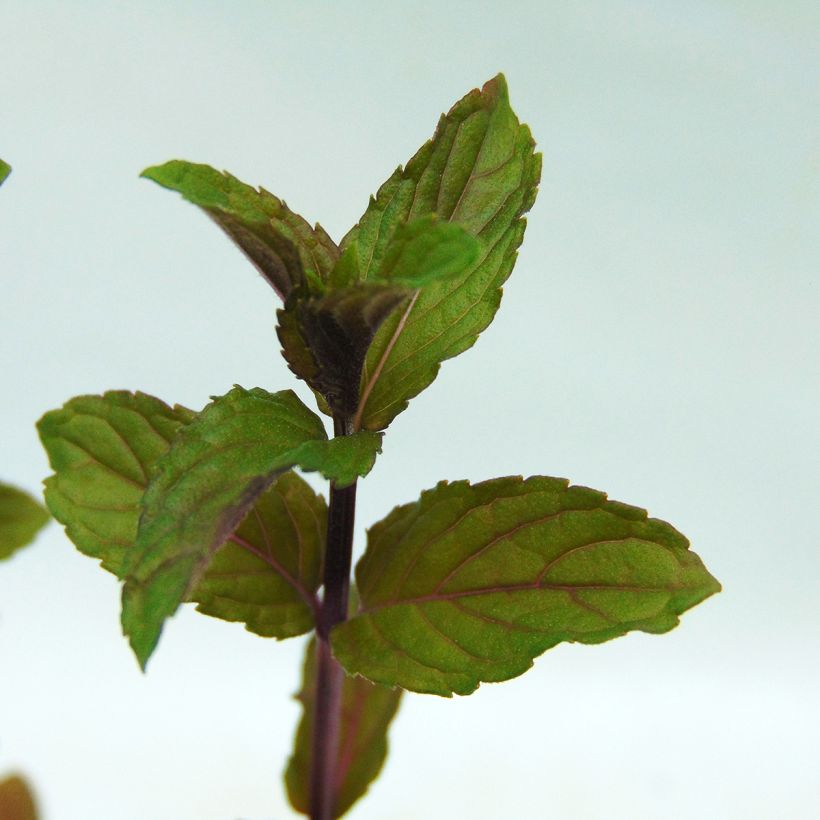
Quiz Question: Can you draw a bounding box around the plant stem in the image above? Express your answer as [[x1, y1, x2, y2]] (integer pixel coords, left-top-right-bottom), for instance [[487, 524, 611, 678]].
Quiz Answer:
[[309, 415, 358, 820]]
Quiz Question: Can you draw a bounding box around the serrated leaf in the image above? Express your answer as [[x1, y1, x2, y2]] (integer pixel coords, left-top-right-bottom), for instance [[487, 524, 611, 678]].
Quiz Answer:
[[38, 391, 329, 641], [37, 391, 194, 576], [122, 386, 382, 668], [278, 284, 411, 418], [332, 476, 721, 696], [193, 471, 326, 639], [342, 74, 541, 430], [285, 638, 402, 818], [0, 160, 10, 186], [142, 160, 339, 299], [0, 483, 49, 561], [0, 775, 38, 820]]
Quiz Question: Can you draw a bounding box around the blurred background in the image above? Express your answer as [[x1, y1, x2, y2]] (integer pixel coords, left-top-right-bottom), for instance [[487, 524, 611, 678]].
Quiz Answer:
[[1, 2, 818, 818]]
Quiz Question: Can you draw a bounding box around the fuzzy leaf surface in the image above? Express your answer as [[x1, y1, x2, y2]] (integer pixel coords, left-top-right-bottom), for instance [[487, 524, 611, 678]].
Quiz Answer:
[[0, 483, 49, 561], [121, 386, 381, 667], [142, 160, 339, 299], [332, 476, 721, 696], [38, 392, 329, 640], [0, 775, 37, 820], [285, 639, 402, 817], [343, 74, 542, 430], [0, 160, 10, 186]]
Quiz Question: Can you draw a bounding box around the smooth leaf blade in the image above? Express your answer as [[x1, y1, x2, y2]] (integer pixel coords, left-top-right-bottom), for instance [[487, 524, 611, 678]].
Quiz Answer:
[[285, 639, 402, 817], [0, 775, 38, 820], [0, 483, 49, 561], [343, 74, 541, 430], [194, 471, 326, 638], [37, 391, 193, 575], [121, 386, 381, 667], [142, 160, 339, 299], [332, 476, 721, 696], [0, 160, 10, 186]]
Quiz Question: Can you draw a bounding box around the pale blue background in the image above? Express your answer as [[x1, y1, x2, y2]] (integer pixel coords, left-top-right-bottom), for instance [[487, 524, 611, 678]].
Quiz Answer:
[[1, 2, 818, 818]]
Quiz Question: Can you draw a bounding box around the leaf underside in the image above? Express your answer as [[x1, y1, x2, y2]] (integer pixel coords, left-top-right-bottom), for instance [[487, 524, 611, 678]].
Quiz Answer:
[[332, 476, 721, 696], [194, 471, 326, 639], [343, 73, 542, 430], [278, 284, 411, 418], [37, 391, 329, 645], [0, 775, 37, 820], [142, 160, 339, 299], [121, 386, 381, 667], [0, 483, 49, 561], [286, 639, 402, 818]]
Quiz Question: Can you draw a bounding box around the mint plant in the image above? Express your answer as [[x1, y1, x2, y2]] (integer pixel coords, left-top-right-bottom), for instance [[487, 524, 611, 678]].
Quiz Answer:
[[37, 76, 720, 818]]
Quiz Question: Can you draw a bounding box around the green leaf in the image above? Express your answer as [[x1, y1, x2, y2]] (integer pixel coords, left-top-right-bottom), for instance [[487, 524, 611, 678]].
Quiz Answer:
[[121, 386, 382, 668], [342, 74, 542, 430], [0, 775, 38, 820], [285, 638, 402, 817], [193, 471, 326, 639], [38, 391, 331, 641], [278, 284, 411, 418], [37, 391, 194, 576], [0, 160, 10, 186], [0, 483, 49, 561], [332, 476, 721, 696], [373, 215, 480, 287], [142, 160, 339, 299]]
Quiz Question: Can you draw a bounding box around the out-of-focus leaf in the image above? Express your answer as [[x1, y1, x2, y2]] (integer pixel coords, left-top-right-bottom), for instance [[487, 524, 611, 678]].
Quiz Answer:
[[0, 775, 38, 820], [285, 638, 402, 817], [0, 483, 49, 561]]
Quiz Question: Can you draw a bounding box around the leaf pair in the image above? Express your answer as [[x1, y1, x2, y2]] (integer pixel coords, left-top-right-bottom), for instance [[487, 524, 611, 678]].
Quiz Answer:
[[37, 387, 382, 668], [142, 74, 539, 429]]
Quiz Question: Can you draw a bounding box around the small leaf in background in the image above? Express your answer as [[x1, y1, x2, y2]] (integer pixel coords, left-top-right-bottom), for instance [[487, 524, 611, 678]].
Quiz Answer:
[[332, 476, 720, 696], [278, 284, 410, 418], [285, 638, 402, 818], [122, 386, 382, 668], [142, 160, 339, 299], [344, 74, 542, 430], [38, 392, 333, 641], [37, 391, 194, 576], [194, 471, 326, 639], [0, 160, 11, 186], [0, 775, 38, 820], [0, 483, 49, 561]]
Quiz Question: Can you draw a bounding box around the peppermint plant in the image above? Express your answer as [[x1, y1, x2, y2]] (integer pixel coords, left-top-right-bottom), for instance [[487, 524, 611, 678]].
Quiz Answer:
[[37, 76, 720, 818]]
